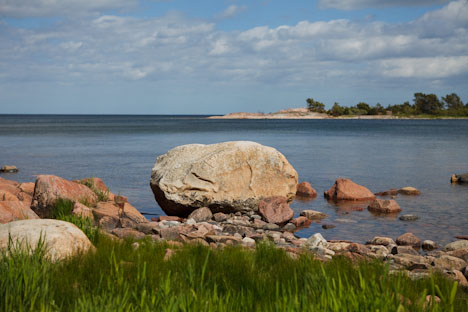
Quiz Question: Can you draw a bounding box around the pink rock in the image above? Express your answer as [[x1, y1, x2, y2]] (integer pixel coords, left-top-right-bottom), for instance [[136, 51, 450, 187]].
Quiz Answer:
[[375, 189, 398, 196], [296, 182, 317, 198], [31, 175, 98, 218], [258, 196, 294, 225], [0, 201, 39, 223], [290, 216, 312, 228], [93, 201, 147, 224], [367, 199, 401, 214], [76, 177, 109, 193], [324, 178, 376, 202], [157, 216, 183, 222], [72, 202, 94, 220]]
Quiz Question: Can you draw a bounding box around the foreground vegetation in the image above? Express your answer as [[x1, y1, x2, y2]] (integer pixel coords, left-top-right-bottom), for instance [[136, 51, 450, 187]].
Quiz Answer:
[[1, 231, 468, 312], [307, 92, 468, 117]]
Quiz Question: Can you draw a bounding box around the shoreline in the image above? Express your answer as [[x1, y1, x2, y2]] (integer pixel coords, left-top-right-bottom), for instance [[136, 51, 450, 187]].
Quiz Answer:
[[207, 108, 468, 120]]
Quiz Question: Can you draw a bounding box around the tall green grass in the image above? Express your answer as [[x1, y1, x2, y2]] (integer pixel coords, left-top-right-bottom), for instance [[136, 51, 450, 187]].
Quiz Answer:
[[52, 198, 100, 245], [1, 237, 467, 312]]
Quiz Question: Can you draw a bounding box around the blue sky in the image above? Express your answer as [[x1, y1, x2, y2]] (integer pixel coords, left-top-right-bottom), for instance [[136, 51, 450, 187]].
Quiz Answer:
[[1, 0, 467, 114]]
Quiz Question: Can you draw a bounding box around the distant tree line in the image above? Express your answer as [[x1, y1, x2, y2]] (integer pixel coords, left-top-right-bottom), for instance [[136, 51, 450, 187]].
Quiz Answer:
[[306, 93, 468, 117]]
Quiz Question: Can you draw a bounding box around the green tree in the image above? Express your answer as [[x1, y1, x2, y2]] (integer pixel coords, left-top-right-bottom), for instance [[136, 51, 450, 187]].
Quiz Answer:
[[356, 102, 370, 114], [328, 102, 344, 116], [442, 93, 464, 111], [306, 98, 326, 113], [414, 93, 443, 115]]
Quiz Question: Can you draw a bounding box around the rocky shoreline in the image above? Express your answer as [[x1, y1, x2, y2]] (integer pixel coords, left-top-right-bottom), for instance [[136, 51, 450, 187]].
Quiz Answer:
[[1, 141, 467, 288], [207, 107, 468, 120]]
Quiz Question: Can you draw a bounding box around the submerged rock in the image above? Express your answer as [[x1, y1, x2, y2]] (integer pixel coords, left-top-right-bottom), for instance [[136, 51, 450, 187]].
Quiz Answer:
[[399, 214, 419, 221], [367, 199, 401, 214], [300, 209, 328, 220], [324, 178, 375, 202], [398, 187, 420, 195], [150, 141, 298, 217]]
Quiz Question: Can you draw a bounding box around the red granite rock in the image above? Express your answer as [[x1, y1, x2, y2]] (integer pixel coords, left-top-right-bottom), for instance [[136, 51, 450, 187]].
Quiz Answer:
[[258, 196, 294, 225], [324, 178, 376, 201]]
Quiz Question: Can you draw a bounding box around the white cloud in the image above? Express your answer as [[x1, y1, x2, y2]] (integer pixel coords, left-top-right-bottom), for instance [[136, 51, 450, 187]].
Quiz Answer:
[[380, 56, 468, 78], [319, 0, 449, 10], [215, 4, 247, 19], [0, 0, 136, 17], [0, 0, 467, 87]]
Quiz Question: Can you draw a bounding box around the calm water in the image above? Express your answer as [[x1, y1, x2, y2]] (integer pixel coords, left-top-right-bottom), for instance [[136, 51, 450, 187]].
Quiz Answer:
[[1, 115, 467, 245]]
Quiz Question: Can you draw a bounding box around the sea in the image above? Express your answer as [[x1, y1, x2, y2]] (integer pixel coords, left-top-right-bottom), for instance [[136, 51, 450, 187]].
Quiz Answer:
[[1, 114, 467, 245]]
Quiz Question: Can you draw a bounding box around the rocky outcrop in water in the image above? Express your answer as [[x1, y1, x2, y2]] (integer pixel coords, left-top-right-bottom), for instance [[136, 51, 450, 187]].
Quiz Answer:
[[451, 173, 468, 184], [150, 141, 298, 217], [324, 178, 376, 202]]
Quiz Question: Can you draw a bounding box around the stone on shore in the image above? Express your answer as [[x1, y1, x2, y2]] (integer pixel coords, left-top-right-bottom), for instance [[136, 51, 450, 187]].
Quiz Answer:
[[422, 240, 439, 251], [368, 236, 395, 246], [187, 207, 212, 223], [72, 202, 94, 220], [433, 255, 467, 271], [0, 219, 93, 261], [398, 187, 420, 195], [367, 199, 401, 214], [0, 201, 39, 223], [31, 175, 98, 218], [93, 201, 147, 229], [300, 209, 328, 220], [0, 165, 18, 173], [296, 182, 317, 198], [324, 178, 375, 202], [258, 196, 293, 225], [396, 232, 421, 249], [443, 240, 468, 252], [150, 141, 298, 217]]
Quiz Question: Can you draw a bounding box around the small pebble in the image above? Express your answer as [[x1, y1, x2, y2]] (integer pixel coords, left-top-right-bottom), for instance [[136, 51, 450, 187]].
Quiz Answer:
[[322, 224, 336, 229]]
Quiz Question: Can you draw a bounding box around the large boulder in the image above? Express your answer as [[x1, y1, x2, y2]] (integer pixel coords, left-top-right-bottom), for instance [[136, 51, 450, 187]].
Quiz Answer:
[[150, 141, 298, 216], [324, 178, 375, 202], [0, 219, 93, 261], [0, 201, 39, 223], [31, 175, 98, 218]]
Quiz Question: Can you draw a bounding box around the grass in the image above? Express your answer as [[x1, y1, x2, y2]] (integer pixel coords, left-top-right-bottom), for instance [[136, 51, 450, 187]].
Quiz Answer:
[[52, 198, 100, 245], [0, 235, 467, 312], [83, 179, 109, 202]]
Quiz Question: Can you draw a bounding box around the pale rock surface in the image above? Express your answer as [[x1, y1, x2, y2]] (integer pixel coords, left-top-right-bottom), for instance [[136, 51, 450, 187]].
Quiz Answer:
[[300, 209, 328, 220], [150, 141, 298, 216], [443, 240, 468, 251], [0, 219, 93, 261], [187, 207, 213, 222], [398, 187, 421, 195]]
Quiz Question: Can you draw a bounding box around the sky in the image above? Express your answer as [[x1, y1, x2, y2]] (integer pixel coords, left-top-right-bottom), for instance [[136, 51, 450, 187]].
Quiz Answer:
[[0, 0, 467, 114]]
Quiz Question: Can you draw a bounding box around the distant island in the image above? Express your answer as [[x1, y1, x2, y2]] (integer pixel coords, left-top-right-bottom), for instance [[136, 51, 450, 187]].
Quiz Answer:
[[208, 92, 468, 119]]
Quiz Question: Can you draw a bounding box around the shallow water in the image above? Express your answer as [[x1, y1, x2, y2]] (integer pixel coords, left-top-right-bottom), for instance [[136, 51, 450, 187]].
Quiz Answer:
[[1, 115, 467, 245]]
